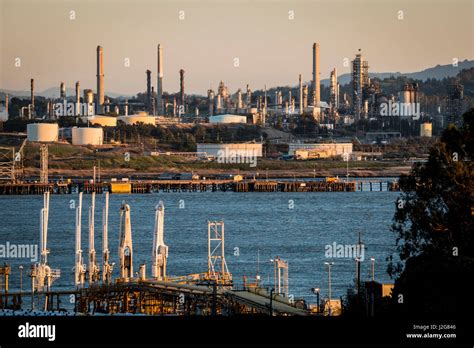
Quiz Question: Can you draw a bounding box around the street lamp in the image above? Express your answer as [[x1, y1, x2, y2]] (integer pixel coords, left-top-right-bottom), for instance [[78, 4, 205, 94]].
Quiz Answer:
[[324, 262, 334, 316], [370, 257, 375, 281], [311, 287, 320, 315]]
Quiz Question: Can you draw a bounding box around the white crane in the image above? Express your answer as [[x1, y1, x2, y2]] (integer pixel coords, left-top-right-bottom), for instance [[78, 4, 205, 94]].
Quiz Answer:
[[152, 201, 168, 280], [74, 192, 86, 287], [102, 191, 113, 283], [88, 192, 100, 284], [119, 201, 133, 279]]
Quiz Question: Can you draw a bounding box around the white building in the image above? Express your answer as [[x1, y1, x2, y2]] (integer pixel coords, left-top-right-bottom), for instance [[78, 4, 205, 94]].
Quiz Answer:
[[288, 142, 353, 157], [197, 143, 262, 159]]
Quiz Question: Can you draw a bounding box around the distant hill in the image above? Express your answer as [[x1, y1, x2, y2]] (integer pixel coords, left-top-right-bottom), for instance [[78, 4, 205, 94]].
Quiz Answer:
[[0, 87, 130, 100], [321, 59, 474, 86]]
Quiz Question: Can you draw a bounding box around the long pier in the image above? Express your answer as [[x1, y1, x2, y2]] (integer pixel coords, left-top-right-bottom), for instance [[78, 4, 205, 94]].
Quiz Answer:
[[0, 179, 399, 195]]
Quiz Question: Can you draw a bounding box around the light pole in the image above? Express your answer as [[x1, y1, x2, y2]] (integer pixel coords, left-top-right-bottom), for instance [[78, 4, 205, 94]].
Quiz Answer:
[[19, 265, 23, 301], [311, 287, 320, 315], [370, 257, 375, 281], [324, 262, 334, 315]]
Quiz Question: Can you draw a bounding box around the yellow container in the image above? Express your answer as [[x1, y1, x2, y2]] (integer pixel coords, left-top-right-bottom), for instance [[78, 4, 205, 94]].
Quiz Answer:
[[110, 182, 131, 193]]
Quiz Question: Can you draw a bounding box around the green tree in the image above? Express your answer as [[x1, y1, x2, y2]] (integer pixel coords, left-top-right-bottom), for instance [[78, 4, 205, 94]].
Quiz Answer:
[[388, 109, 473, 314]]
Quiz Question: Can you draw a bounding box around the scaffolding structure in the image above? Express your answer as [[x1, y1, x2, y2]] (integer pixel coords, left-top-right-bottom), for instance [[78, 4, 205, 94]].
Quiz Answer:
[[271, 256, 289, 298], [206, 221, 231, 285], [0, 147, 15, 183], [40, 144, 48, 184]]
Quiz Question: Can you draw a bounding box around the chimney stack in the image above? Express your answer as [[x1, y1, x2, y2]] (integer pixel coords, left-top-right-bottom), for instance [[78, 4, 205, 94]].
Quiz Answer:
[[179, 69, 185, 109], [30, 78, 35, 110], [96, 45, 105, 114], [299, 74, 303, 115], [146, 69, 152, 114], [312, 43, 320, 106], [157, 44, 163, 115], [60, 82, 66, 98], [75, 81, 81, 116]]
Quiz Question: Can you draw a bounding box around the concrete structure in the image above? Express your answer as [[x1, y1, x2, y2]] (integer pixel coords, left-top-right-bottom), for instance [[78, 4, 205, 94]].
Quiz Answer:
[[118, 112, 156, 125], [27, 123, 59, 142], [288, 143, 353, 157], [313, 43, 320, 105], [81, 115, 117, 127], [157, 44, 163, 115], [72, 127, 103, 145], [197, 143, 262, 160], [420, 122, 432, 137], [96, 45, 105, 114], [209, 114, 247, 124]]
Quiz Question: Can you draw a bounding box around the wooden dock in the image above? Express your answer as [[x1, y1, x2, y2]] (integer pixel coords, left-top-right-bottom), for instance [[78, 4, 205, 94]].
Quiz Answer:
[[0, 179, 399, 195]]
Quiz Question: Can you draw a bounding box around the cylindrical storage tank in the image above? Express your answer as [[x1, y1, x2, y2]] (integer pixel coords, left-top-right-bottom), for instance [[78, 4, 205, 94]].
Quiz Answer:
[[209, 114, 247, 124], [72, 127, 103, 145], [403, 90, 411, 104], [27, 123, 59, 142], [117, 112, 156, 125], [81, 116, 117, 127], [420, 123, 432, 137]]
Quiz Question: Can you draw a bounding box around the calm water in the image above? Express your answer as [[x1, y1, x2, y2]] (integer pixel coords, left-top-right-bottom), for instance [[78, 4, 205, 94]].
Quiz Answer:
[[0, 191, 400, 303]]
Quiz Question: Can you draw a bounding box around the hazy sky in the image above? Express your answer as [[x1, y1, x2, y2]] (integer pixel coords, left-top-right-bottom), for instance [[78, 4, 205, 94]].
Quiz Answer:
[[1, 0, 473, 96]]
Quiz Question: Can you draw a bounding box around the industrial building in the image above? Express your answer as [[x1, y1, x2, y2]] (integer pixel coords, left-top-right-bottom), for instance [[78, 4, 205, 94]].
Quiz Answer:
[[71, 127, 103, 145], [196, 143, 262, 160], [351, 49, 370, 120], [208, 114, 247, 124], [288, 143, 353, 158]]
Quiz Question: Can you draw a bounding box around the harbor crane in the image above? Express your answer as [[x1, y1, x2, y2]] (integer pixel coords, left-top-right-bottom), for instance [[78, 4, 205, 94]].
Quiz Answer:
[[88, 192, 100, 284], [152, 201, 168, 280], [74, 192, 86, 287], [102, 192, 113, 283]]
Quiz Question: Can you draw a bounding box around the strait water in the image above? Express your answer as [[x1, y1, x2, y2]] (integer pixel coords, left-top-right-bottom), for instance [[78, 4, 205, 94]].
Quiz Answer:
[[0, 191, 400, 304]]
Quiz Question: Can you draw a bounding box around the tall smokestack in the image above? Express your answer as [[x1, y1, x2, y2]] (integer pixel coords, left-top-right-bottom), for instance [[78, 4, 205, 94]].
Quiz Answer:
[[96, 45, 105, 114], [313, 42, 320, 105], [60, 82, 66, 98], [75, 81, 81, 116], [5, 94, 8, 118], [151, 86, 156, 116], [179, 69, 185, 109], [299, 74, 303, 115], [146, 69, 152, 114], [30, 78, 35, 110], [157, 44, 163, 115]]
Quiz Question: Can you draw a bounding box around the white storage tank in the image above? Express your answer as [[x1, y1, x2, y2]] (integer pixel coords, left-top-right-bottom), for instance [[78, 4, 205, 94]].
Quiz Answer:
[[27, 123, 59, 142], [81, 115, 117, 127], [420, 123, 432, 137], [118, 111, 156, 125], [72, 127, 103, 145], [209, 114, 247, 124]]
